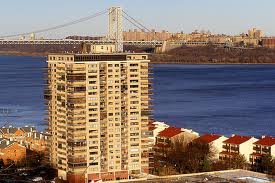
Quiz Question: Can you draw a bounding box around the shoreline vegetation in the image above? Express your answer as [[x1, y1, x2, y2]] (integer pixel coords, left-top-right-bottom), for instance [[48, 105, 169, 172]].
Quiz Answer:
[[150, 46, 275, 64], [1, 45, 275, 64]]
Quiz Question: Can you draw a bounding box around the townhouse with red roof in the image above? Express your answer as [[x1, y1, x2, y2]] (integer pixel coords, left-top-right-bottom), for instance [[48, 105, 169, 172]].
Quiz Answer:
[[151, 126, 198, 172], [155, 127, 199, 149], [195, 134, 228, 160], [250, 136, 275, 164], [219, 135, 258, 162], [148, 121, 170, 144]]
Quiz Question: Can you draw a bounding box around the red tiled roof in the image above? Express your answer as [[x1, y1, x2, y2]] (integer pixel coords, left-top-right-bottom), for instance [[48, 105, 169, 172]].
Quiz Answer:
[[195, 134, 221, 143], [223, 135, 252, 145], [148, 126, 156, 131], [158, 127, 182, 138], [148, 121, 154, 126], [254, 136, 275, 146], [148, 121, 156, 131]]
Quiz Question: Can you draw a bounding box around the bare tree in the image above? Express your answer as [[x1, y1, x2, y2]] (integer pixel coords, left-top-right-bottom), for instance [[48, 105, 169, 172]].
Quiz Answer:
[[153, 137, 214, 175]]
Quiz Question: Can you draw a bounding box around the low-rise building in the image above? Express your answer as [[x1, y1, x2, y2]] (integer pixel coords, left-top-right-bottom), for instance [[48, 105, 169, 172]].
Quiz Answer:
[[250, 136, 275, 164], [0, 126, 36, 144], [155, 127, 199, 149], [0, 138, 26, 164], [0, 126, 47, 154], [0, 127, 26, 143], [25, 132, 48, 152], [195, 134, 228, 160], [219, 135, 258, 162], [262, 37, 275, 49], [148, 120, 169, 144]]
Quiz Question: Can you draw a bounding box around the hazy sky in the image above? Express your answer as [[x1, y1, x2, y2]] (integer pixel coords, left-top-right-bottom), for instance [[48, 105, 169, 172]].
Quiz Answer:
[[0, 0, 274, 38]]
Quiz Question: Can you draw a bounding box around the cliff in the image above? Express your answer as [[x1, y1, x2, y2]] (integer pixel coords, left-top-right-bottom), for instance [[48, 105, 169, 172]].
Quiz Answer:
[[149, 46, 275, 64]]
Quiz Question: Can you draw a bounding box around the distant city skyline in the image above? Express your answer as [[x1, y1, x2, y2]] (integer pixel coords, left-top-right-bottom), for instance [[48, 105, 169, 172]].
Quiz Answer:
[[1, 0, 275, 38]]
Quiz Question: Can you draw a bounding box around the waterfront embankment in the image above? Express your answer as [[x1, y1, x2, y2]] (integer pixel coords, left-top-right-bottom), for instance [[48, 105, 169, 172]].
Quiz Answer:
[[2, 45, 275, 64]]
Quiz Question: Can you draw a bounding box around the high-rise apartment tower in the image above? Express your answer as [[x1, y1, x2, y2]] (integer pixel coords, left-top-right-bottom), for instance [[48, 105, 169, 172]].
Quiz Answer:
[[45, 46, 151, 183]]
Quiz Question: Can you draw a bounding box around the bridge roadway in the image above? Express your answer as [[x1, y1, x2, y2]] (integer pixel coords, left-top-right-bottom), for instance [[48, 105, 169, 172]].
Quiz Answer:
[[0, 39, 164, 46]]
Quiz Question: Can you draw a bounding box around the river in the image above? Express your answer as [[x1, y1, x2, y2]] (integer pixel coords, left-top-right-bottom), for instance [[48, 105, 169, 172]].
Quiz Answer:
[[0, 56, 274, 136]]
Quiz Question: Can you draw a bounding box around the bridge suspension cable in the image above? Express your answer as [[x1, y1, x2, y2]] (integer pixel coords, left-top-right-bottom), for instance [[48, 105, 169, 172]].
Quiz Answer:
[[122, 15, 144, 30], [122, 10, 161, 41], [122, 10, 151, 33], [0, 9, 108, 39]]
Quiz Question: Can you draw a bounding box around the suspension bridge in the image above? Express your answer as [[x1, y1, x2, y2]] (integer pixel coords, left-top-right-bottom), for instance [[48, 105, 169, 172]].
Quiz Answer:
[[0, 7, 164, 52]]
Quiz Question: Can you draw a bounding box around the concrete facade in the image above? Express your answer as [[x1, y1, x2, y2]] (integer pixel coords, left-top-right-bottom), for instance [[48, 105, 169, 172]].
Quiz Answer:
[[195, 134, 228, 160], [46, 52, 151, 182], [250, 136, 275, 164], [219, 135, 258, 162]]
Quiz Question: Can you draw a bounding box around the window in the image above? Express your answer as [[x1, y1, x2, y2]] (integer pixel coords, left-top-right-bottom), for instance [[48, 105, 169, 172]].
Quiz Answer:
[[90, 162, 98, 165], [88, 75, 97, 79], [130, 64, 138, 66]]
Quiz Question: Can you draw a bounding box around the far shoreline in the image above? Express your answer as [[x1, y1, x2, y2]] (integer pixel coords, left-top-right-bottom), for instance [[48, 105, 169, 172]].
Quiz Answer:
[[1, 51, 275, 64]]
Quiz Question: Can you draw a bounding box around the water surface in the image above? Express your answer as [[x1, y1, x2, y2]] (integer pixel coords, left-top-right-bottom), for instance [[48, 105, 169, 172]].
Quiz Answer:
[[0, 56, 274, 136]]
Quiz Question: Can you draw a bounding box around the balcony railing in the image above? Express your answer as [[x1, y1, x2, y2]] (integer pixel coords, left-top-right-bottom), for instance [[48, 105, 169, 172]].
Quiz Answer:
[[262, 148, 271, 154], [68, 156, 87, 163], [231, 147, 239, 152], [222, 145, 230, 149], [253, 146, 261, 151]]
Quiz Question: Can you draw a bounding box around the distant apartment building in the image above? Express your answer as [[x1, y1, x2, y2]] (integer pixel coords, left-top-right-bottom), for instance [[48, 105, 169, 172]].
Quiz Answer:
[[123, 29, 173, 41], [250, 136, 275, 164], [0, 138, 26, 164], [248, 28, 264, 39], [45, 47, 152, 182], [262, 38, 275, 48], [219, 135, 258, 162], [195, 134, 228, 160]]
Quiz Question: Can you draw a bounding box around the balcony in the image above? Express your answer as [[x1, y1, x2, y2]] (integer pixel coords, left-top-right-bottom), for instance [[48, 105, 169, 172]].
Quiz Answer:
[[68, 155, 87, 164], [230, 146, 239, 152], [262, 147, 271, 154], [67, 98, 86, 105], [222, 145, 230, 150], [68, 162, 87, 168], [141, 111, 152, 116]]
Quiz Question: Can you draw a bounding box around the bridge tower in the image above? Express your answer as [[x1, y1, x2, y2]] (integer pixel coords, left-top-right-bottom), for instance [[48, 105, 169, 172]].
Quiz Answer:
[[108, 7, 123, 52]]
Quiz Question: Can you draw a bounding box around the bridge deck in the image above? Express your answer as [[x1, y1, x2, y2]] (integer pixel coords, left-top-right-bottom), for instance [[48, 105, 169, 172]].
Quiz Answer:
[[0, 39, 163, 46]]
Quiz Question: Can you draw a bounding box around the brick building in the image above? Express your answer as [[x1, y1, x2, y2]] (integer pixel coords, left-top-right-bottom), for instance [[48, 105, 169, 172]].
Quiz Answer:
[[0, 138, 26, 164], [0, 126, 47, 153], [123, 29, 173, 41]]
